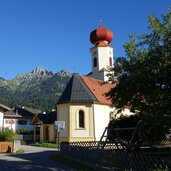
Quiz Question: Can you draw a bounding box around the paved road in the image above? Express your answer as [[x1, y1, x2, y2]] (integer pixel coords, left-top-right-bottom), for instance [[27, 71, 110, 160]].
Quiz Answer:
[[0, 145, 75, 171]]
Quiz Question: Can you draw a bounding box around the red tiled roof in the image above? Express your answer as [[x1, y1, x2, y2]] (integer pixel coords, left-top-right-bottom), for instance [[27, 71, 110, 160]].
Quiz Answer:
[[81, 76, 115, 105]]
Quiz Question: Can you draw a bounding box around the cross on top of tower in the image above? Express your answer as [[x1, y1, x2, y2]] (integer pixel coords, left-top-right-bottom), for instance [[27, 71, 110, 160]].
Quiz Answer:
[[100, 19, 102, 26]]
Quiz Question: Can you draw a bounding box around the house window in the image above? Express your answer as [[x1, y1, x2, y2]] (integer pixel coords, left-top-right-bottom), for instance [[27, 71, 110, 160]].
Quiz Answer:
[[18, 120, 27, 125], [5, 119, 15, 124], [109, 57, 112, 66], [78, 110, 85, 128], [94, 57, 97, 67]]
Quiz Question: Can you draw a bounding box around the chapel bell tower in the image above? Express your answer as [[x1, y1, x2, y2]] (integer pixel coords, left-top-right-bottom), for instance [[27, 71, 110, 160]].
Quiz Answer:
[[89, 22, 114, 81]]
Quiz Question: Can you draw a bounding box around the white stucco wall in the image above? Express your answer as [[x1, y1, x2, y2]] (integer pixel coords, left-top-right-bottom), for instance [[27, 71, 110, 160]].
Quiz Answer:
[[90, 46, 114, 81], [70, 105, 92, 138], [93, 104, 114, 141], [90, 46, 113, 71], [57, 103, 95, 142], [57, 105, 69, 138], [0, 112, 3, 127], [90, 70, 109, 82], [4, 118, 16, 130], [96, 46, 113, 71]]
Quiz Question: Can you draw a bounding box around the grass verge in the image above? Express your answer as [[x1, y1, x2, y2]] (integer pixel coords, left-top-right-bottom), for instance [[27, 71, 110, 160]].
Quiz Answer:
[[50, 154, 95, 171], [31, 142, 58, 148], [14, 148, 25, 154]]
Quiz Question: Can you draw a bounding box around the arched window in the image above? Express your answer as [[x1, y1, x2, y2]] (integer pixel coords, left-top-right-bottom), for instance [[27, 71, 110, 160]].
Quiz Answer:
[[109, 57, 112, 66], [94, 57, 97, 67], [78, 110, 85, 128]]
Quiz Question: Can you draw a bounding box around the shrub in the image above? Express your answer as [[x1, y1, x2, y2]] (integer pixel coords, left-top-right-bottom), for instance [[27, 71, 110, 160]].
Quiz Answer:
[[16, 128, 30, 135], [0, 127, 19, 141], [16, 128, 40, 135]]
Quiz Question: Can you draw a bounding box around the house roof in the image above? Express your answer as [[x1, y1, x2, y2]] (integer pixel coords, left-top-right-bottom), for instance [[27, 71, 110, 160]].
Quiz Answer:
[[57, 74, 115, 105], [0, 103, 11, 112], [32, 111, 57, 125], [57, 74, 98, 104], [81, 76, 115, 105], [20, 107, 41, 114], [14, 107, 41, 119], [4, 110, 22, 118], [38, 111, 57, 124]]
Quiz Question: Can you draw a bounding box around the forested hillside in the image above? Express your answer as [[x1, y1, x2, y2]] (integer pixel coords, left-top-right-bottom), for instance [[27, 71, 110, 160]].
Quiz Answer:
[[0, 67, 72, 111]]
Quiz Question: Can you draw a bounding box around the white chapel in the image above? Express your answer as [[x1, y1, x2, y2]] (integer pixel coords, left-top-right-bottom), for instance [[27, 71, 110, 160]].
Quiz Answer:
[[56, 24, 117, 142]]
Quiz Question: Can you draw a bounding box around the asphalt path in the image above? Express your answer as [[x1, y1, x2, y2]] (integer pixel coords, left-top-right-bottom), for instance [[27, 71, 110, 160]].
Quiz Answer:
[[0, 145, 75, 171]]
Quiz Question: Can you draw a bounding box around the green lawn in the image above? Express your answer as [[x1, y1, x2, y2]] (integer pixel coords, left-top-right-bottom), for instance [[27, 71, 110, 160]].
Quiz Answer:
[[31, 142, 58, 148], [14, 148, 25, 154]]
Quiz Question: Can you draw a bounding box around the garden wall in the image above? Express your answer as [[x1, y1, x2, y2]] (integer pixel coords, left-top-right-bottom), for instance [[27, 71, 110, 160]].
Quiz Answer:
[[0, 141, 13, 153]]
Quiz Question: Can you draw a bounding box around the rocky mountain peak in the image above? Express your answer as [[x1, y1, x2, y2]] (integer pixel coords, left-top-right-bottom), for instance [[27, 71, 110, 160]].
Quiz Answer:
[[56, 70, 73, 77], [0, 77, 5, 81], [0, 67, 73, 111], [31, 66, 53, 76]]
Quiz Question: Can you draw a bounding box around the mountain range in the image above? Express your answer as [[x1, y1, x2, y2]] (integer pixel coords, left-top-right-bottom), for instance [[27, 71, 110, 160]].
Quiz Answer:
[[0, 67, 72, 111]]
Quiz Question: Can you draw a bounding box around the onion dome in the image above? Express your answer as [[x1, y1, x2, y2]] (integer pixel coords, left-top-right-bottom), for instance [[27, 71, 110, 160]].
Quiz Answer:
[[90, 24, 113, 46]]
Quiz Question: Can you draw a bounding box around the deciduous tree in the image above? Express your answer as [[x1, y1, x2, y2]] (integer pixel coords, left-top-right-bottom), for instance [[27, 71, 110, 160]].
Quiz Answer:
[[107, 11, 171, 141]]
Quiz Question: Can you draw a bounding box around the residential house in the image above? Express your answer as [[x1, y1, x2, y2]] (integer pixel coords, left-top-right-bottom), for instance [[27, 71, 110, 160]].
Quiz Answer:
[[0, 104, 41, 132], [0, 103, 10, 127], [32, 110, 57, 142], [0, 103, 21, 130], [14, 107, 41, 133]]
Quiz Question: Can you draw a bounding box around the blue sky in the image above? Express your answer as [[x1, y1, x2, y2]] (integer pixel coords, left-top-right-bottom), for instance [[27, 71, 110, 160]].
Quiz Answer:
[[0, 0, 170, 79]]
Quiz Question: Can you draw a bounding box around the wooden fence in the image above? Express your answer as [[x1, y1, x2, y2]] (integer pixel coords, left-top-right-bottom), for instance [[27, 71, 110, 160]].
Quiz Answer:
[[0, 141, 13, 153], [60, 140, 171, 171]]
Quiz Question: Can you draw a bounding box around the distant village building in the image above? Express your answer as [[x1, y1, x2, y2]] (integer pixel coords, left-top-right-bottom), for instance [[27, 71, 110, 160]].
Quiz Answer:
[[0, 104, 21, 130], [14, 107, 41, 132], [56, 24, 118, 142], [0, 104, 10, 128], [0, 104, 40, 133], [32, 110, 57, 142]]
